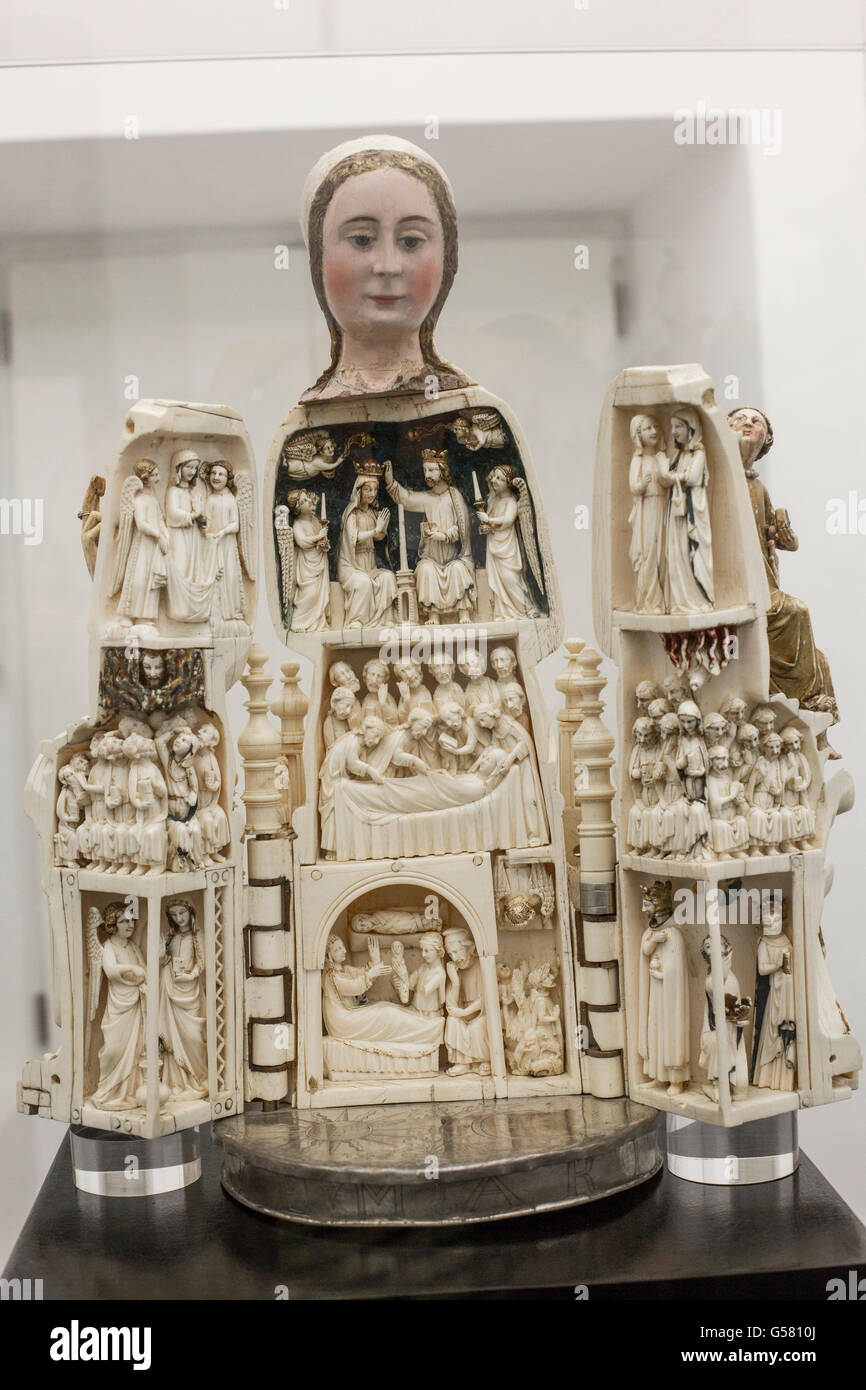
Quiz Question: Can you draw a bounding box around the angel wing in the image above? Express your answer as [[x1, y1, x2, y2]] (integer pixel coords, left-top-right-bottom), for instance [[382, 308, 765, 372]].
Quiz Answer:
[[513, 477, 544, 593], [283, 429, 340, 478], [283, 430, 320, 465], [274, 507, 295, 614], [85, 906, 105, 1022], [467, 408, 503, 434], [109, 475, 143, 597], [234, 469, 257, 583]]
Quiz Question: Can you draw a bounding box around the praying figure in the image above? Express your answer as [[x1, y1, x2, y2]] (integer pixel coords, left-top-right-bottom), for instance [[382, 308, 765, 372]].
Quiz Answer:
[[659, 408, 714, 614], [627, 413, 667, 612], [337, 463, 397, 628], [277, 489, 331, 632], [752, 899, 797, 1091]]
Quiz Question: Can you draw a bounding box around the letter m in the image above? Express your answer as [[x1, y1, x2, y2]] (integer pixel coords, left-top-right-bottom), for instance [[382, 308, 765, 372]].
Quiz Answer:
[[0, 499, 22, 535]]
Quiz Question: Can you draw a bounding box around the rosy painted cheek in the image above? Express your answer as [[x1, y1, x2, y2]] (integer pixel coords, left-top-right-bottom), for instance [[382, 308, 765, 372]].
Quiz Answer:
[[407, 255, 443, 310], [323, 257, 361, 310]]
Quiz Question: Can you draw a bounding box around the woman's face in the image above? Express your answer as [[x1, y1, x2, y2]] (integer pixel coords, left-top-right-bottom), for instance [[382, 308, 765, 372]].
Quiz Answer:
[[321, 167, 444, 341], [329, 938, 347, 964], [359, 479, 378, 506], [181, 460, 199, 483], [671, 417, 690, 447], [639, 419, 658, 448], [421, 942, 438, 963], [170, 904, 191, 930]]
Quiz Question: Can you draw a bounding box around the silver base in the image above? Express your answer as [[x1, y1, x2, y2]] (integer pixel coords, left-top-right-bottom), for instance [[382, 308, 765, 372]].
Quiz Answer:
[[215, 1096, 664, 1226], [70, 1125, 202, 1197], [666, 1112, 798, 1186]]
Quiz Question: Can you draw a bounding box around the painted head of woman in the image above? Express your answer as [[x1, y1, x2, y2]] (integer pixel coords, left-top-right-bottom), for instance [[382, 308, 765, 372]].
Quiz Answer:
[[301, 136, 467, 399]]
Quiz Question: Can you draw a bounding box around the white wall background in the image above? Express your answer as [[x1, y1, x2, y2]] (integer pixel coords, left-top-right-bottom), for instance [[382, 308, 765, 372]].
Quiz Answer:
[[1, 31, 865, 1268]]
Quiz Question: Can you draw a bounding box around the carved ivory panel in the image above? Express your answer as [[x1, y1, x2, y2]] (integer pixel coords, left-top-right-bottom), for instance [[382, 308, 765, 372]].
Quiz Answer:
[[593, 364, 861, 1127], [263, 388, 582, 1108], [18, 401, 253, 1138]]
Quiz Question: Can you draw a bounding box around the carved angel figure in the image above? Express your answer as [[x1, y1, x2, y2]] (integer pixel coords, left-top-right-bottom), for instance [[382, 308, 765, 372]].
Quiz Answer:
[[86, 900, 148, 1110], [202, 460, 256, 628], [276, 490, 331, 632], [281, 428, 348, 480], [109, 459, 168, 624], [476, 465, 543, 620], [449, 408, 506, 451]]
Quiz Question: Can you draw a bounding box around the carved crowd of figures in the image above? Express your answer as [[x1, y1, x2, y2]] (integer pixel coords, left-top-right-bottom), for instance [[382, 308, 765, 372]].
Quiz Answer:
[[55, 705, 230, 876], [85, 897, 208, 1110], [318, 646, 548, 859], [110, 450, 255, 631], [627, 409, 714, 614], [626, 681, 816, 861], [638, 881, 796, 1103], [276, 420, 545, 631]]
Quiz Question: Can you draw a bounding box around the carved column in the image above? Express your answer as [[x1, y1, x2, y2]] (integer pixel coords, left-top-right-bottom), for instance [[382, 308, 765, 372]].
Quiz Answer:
[[571, 645, 625, 1099], [555, 637, 585, 871], [270, 658, 308, 831], [238, 646, 294, 1105]]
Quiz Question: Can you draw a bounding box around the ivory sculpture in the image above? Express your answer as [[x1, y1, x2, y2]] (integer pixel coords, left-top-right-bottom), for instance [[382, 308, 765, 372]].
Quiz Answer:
[[261, 134, 582, 1109], [18, 401, 255, 1138], [593, 363, 861, 1126], [18, 140, 857, 1182]]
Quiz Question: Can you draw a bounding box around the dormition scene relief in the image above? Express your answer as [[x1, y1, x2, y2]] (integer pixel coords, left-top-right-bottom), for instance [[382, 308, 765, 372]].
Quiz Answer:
[[317, 641, 548, 859]]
